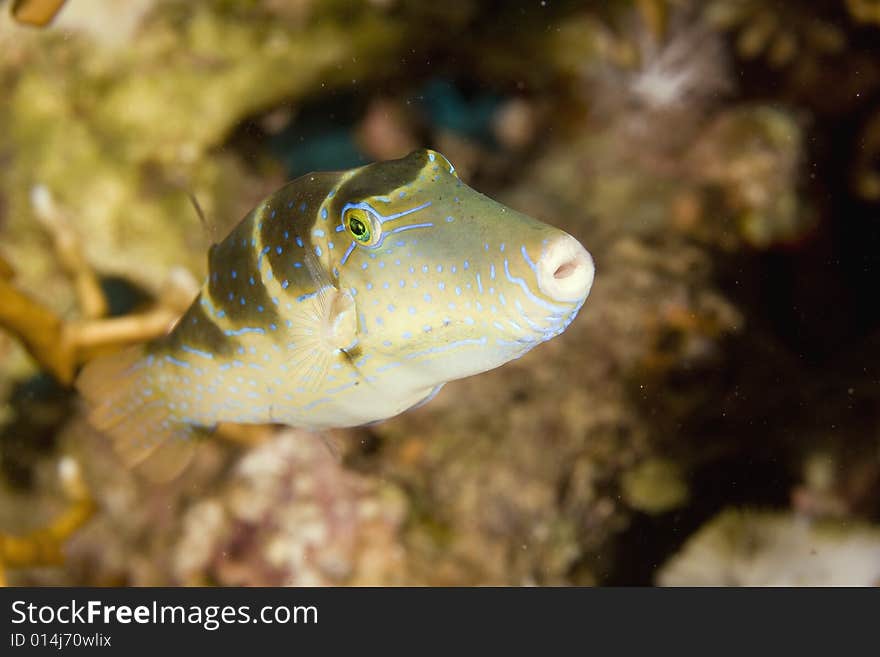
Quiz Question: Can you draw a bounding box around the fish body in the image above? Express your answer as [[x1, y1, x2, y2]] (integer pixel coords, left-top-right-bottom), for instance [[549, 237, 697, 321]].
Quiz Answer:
[[77, 150, 595, 477]]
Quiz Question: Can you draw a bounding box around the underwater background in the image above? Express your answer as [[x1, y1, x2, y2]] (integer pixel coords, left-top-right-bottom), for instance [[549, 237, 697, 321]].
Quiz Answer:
[[1, 0, 879, 586]]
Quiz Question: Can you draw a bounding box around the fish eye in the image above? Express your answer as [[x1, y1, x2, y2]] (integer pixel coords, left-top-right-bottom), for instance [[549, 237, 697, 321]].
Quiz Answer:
[[344, 207, 381, 246]]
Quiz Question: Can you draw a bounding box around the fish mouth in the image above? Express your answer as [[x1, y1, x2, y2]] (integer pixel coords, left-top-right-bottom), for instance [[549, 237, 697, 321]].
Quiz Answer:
[[502, 233, 593, 345], [535, 234, 595, 303]]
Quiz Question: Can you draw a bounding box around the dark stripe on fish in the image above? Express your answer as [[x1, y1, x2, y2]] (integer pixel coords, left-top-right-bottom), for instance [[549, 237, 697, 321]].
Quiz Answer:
[[328, 151, 426, 218], [261, 173, 340, 284], [157, 296, 235, 358], [206, 214, 280, 325]]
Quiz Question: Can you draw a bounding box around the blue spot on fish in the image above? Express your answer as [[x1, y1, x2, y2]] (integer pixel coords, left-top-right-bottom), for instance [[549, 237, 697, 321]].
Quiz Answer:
[[180, 345, 213, 360], [224, 327, 266, 337]]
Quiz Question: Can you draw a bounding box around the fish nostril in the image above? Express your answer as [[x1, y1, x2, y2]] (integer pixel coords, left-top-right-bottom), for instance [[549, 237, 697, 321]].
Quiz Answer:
[[553, 261, 578, 280]]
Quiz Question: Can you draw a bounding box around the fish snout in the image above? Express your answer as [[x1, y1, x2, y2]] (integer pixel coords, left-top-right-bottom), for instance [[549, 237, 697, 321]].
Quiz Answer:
[[536, 234, 595, 303]]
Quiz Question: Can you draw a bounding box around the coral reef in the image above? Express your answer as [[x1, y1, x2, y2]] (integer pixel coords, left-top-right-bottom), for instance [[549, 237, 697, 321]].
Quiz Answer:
[[45, 428, 407, 586], [657, 509, 880, 586]]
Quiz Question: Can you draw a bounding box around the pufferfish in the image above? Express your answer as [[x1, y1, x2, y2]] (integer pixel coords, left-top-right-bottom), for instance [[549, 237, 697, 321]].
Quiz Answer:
[[77, 149, 595, 479]]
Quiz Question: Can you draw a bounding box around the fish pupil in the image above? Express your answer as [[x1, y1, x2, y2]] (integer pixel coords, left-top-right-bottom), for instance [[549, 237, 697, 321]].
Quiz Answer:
[[349, 217, 369, 241]]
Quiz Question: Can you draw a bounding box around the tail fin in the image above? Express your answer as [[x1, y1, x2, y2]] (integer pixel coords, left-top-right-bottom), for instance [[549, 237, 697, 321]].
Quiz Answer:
[[75, 345, 197, 482]]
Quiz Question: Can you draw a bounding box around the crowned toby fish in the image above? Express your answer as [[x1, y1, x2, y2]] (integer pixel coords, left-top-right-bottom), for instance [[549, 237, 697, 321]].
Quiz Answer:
[[77, 149, 595, 478]]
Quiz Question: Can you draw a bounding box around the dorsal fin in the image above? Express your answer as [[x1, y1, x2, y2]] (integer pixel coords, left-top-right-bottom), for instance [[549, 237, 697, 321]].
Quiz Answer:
[[187, 191, 219, 245]]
